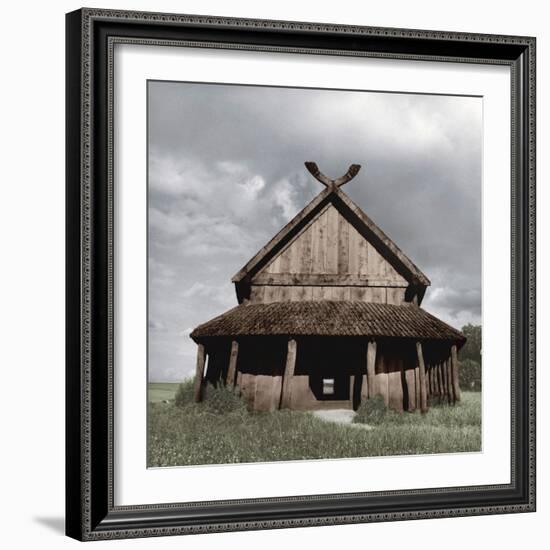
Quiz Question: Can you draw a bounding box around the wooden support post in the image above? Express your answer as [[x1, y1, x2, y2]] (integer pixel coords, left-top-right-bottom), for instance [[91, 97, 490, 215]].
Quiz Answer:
[[414, 366, 420, 409], [436, 362, 443, 402], [446, 358, 455, 405], [416, 341, 428, 413], [226, 340, 239, 387], [280, 338, 297, 409], [427, 365, 433, 399], [235, 371, 242, 396], [432, 363, 439, 396], [349, 375, 355, 407], [451, 344, 461, 402], [405, 368, 416, 411], [440, 360, 447, 402], [366, 339, 377, 398], [193, 343, 206, 402], [360, 374, 368, 404]]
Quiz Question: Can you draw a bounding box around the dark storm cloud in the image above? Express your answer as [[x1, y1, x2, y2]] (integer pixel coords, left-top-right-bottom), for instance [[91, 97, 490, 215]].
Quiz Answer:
[[148, 81, 482, 381]]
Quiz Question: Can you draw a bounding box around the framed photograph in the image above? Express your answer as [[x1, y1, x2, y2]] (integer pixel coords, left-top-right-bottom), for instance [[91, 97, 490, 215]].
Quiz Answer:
[[66, 8, 536, 541]]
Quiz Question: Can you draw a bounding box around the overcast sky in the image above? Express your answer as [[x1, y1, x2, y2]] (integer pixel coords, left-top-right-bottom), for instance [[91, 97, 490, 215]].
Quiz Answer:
[[148, 81, 482, 382]]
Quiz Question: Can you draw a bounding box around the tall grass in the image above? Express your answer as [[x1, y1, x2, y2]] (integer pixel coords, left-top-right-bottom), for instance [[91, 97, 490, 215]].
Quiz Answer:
[[148, 387, 481, 467]]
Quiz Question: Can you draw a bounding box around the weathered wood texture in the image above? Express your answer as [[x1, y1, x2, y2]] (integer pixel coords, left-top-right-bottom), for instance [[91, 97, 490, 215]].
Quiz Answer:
[[374, 352, 390, 406], [430, 365, 439, 396], [289, 375, 353, 411], [232, 186, 430, 290], [252, 204, 407, 304], [388, 369, 404, 412], [451, 344, 461, 402], [252, 272, 408, 287], [360, 374, 368, 404], [251, 284, 406, 304], [416, 341, 428, 413], [229, 341, 454, 414], [280, 339, 297, 409], [446, 358, 455, 404], [375, 371, 389, 406], [193, 343, 206, 402], [366, 340, 377, 398], [253, 375, 282, 411], [435, 363, 442, 399], [405, 367, 416, 411], [440, 361, 448, 401], [226, 340, 239, 386]]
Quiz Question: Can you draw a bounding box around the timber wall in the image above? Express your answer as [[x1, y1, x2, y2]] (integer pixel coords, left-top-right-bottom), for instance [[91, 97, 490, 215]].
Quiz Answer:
[[248, 203, 410, 305]]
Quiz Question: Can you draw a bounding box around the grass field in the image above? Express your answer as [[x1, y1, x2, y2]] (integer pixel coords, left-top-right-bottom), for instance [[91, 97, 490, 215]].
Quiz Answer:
[[147, 382, 481, 467], [148, 382, 180, 403]]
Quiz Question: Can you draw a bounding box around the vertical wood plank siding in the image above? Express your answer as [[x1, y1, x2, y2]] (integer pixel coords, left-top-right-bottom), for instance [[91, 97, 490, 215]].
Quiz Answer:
[[253, 204, 408, 304]]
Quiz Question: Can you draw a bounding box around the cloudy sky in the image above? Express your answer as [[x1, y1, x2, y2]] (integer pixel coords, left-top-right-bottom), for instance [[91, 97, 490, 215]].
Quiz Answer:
[[148, 81, 482, 382]]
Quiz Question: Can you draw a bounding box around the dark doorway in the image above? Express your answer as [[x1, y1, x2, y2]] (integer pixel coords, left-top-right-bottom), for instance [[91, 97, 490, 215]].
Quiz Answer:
[[309, 373, 350, 401]]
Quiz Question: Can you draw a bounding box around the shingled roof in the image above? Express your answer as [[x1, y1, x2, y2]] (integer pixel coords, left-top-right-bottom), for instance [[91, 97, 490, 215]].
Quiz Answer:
[[190, 301, 465, 343]]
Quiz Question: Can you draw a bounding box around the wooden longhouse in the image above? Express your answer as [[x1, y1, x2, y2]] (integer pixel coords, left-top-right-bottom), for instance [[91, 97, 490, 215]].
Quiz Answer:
[[190, 162, 465, 413]]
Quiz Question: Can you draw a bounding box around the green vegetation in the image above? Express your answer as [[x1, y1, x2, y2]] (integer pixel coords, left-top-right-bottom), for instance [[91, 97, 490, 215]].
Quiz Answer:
[[459, 324, 482, 391], [148, 382, 180, 403], [148, 382, 481, 467], [354, 394, 387, 425], [174, 378, 194, 407], [459, 359, 482, 391], [354, 393, 481, 429], [459, 324, 482, 364]]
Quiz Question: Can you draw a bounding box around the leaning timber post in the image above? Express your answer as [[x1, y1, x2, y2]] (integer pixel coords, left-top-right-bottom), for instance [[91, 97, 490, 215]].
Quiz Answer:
[[450, 344, 461, 402], [226, 340, 239, 387], [366, 339, 377, 398], [433, 362, 441, 397], [440, 360, 448, 403], [446, 357, 455, 405], [280, 338, 297, 409], [193, 343, 206, 402], [416, 341, 428, 413], [424, 365, 429, 398], [436, 362, 444, 403], [414, 366, 420, 409], [405, 368, 416, 412], [235, 371, 242, 396]]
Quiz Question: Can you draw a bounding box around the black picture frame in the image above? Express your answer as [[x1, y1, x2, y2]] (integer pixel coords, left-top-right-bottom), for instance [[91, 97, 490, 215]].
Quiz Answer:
[[66, 8, 536, 541]]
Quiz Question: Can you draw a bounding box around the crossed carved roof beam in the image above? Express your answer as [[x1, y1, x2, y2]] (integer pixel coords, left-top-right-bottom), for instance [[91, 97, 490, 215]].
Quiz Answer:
[[304, 161, 361, 190]]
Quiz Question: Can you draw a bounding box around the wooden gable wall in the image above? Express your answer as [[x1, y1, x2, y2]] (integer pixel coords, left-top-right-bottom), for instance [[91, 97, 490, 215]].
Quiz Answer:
[[249, 204, 410, 305]]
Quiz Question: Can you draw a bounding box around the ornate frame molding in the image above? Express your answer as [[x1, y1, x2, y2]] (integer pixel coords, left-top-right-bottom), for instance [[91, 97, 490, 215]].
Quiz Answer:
[[66, 8, 536, 541]]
